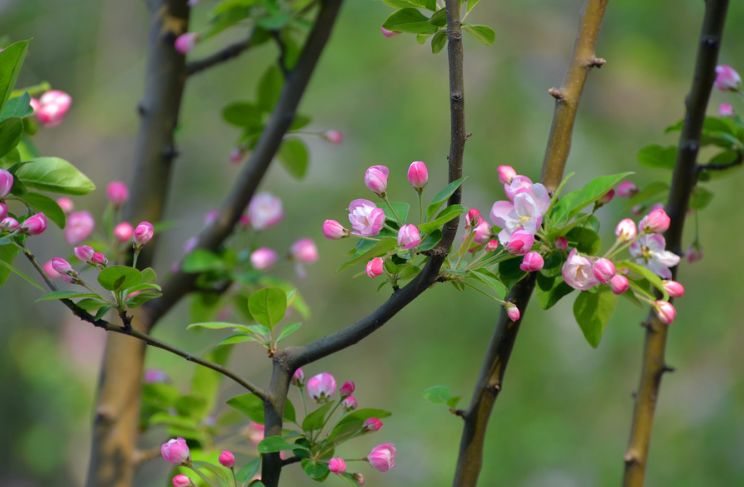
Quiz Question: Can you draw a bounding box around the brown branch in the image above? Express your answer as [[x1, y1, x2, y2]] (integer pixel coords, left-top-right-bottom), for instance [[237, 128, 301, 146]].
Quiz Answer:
[[623, 1, 730, 485], [452, 2, 609, 486], [187, 35, 254, 76], [696, 149, 742, 173]]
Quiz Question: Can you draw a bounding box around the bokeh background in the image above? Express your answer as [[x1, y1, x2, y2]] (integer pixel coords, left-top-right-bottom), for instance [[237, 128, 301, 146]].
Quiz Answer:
[[2, 0, 744, 486]]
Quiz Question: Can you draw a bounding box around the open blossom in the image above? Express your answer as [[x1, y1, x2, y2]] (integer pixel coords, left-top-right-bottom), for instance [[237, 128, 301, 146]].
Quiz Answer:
[[630, 233, 680, 279], [609, 274, 629, 294], [366, 257, 384, 278], [367, 443, 396, 473], [218, 450, 235, 468], [106, 181, 129, 206], [397, 224, 421, 249], [323, 219, 348, 239], [504, 229, 534, 255], [134, 221, 154, 246], [654, 300, 677, 325], [0, 169, 13, 197], [172, 475, 191, 487], [248, 192, 283, 230], [250, 247, 278, 270], [348, 199, 385, 236], [328, 457, 347, 474], [639, 207, 670, 234], [114, 222, 134, 242], [663, 280, 685, 297], [364, 165, 389, 194], [64, 210, 95, 245], [562, 249, 598, 291], [719, 103, 734, 116], [505, 302, 520, 321], [291, 238, 319, 264], [307, 372, 337, 401], [592, 258, 616, 283], [490, 190, 548, 244], [161, 437, 190, 465], [21, 213, 47, 235], [324, 130, 343, 145], [33, 90, 72, 127], [520, 251, 544, 272], [175, 32, 198, 54], [407, 161, 428, 189], [615, 181, 638, 197], [615, 218, 637, 242], [715, 64, 741, 91]]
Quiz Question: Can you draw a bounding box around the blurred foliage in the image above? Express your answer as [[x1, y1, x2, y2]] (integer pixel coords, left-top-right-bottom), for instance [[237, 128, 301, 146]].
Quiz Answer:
[[1, 0, 744, 486]]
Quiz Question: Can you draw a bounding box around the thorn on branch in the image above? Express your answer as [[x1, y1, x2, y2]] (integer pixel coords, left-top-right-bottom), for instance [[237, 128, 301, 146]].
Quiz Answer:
[[163, 145, 180, 162], [588, 56, 607, 68], [548, 87, 565, 101], [661, 364, 676, 374]]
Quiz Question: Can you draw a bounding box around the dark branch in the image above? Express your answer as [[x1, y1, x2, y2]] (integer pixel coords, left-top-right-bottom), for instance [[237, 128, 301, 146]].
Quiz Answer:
[[271, 31, 290, 78], [696, 149, 742, 174], [187, 35, 254, 76], [624, 2, 730, 486]]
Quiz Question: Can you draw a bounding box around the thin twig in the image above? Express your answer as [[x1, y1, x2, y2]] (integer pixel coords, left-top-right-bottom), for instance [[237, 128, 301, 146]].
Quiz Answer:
[[187, 35, 254, 76], [271, 31, 290, 78], [623, 2, 730, 485], [696, 149, 742, 173]]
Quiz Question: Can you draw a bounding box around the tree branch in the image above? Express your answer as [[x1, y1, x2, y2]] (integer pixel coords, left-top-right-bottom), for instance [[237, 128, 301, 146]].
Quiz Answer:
[[623, 2, 730, 485], [696, 149, 742, 173], [452, 2, 609, 486], [187, 35, 254, 76]]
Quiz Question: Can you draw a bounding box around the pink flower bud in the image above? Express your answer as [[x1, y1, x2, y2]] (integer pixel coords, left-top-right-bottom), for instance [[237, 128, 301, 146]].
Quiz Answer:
[[686, 245, 703, 263], [639, 207, 670, 234], [598, 189, 615, 205], [248, 192, 283, 230], [654, 300, 677, 325], [91, 252, 108, 266], [21, 213, 48, 235], [340, 380, 355, 397], [43, 259, 63, 281], [719, 103, 734, 116], [504, 302, 520, 322], [246, 421, 265, 445], [715, 64, 741, 91], [324, 130, 343, 145], [144, 369, 169, 383], [218, 450, 235, 468], [380, 26, 397, 38], [161, 437, 190, 465], [397, 224, 422, 249], [367, 443, 396, 472], [364, 417, 383, 432], [348, 199, 385, 237], [65, 211, 95, 245], [519, 251, 544, 272], [114, 222, 134, 242], [497, 165, 517, 184], [0, 169, 14, 197], [504, 175, 533, 200], [364, 165, 389, 194], [57, 197, 74, 214], [0, 217, 19, 232], [555, 236, 568, 251], [662, 280, 685, 298], [615, 218, 637, 242], [35, 90, 72, 127], [615, 181, 638, 197], [106, 181, 129, 206], [229, 147, 244, 164], [407, 161, 429, 189], [307, 372, 336, 401], [74, 245, 95, 262], [354, 473, 366, 486], [609, 274, 629, 294], [466, 208, 483, 228], [472, 221, 491, 244], [366, 257, 384, 278], [204, 209, 219, 226], [342, 395, 358, 410], [175, 32, 198, 55], [51, 257, 73, 275], [172, 474, 192, 487], [322, 219, 348, 240], [292, 367, 305, 386], [505, 230, 534, 255], [485, 239, 499, 252], [592, 258, 616, 283], [328, 457, 347, 474], [290, 238, 319, 264], [0, 202, 6, 220], [134, 221, 154, 246], [250, 247, 278, 270]]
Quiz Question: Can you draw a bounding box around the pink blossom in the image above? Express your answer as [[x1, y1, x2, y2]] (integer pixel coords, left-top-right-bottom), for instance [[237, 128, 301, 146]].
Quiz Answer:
[[555, 236, 568, 251], [160, 437, 190, 465], [218, 450, 235, 468], [172, 474, 192, 487], [248, 192, 283, 230], [615, 181, 638, 197], [250, 247, 278, 270], [340, 380, 355, 397], [307, 372, 337, 401], [144, 369, 169, 383], [630, 234, 680, 279], [246, 421, 265, 445], [324, 130, 343, 145], [203, 209, 219, 226], [466, 208, 483, 228], [175, 32, 198, 54], [367, 443, 396, 472], [35, 90, 72, 127], [562, 249, 598, 291], [364, 418, 383, 432], [74, 245, 95, 262], [397, 224, 421, 249], [503, 176, 550, 209], [490, 190, 548, 244], [598, 189, 615, 205], [364, 165, 389, 194], [715, 64, 741, 91], [342, 395, 358, 410], [654, 300, 677, 325], [615, 218, 637, 242], [472, 221, 491, 244], [52, 257, 74, 276], [662, 280, 685, 298], [114, 222, 134, 242], [407, 161, 429, 189], [639, 207, 671, 234], [106, 181, 129, 206], [134, 221, 154, 246], [592, 258, 616, 283], [686, 245, 703, 263], [520, 251, 544, 272], [21, 213, 47, 235], [348, 199, 385, 237], [291, 238, 319, 264], [485, 239, 499, 252], [64, 211, 95, 245], [0, 216, 19, 232], [609, 274, 629, 294], [229, 147, 244, 164], [719, 103, 734, 116], [328, 457, 347, 474], [91, 252, 108, 267], [57, 197, 74, 213], [322, 219, 349, 240], [380, 26, 397, 38], [0, 202, 6, 220], [504, 229, 534, 255], [43, 259, 68, 282], [0, 169, 13, 197], [366, 257, 384, 278], [292, 367, 305, 386], [505, 302, 520, 321], [497, 165, 517, 184]]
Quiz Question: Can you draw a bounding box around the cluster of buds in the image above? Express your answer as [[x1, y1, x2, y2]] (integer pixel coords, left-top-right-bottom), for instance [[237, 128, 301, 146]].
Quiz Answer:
[[30, 90, 72, 127], [0, 169, 49, 236], [714, 64, 741, 116]]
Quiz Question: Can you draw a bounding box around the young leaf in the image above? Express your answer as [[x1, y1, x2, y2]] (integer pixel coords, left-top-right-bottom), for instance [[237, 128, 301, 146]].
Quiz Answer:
[[301, 459, 330, 481], [0, 40, 29, 107], [22, 192, 66, 228], [419, 204, 466, 234], [426, 177, 466, 218], [257, 65, 283, 112], [463, 24, 495, 45], [278, 137, 309, 179], [383, 8, 438, 34], [573, 288, 617, 348], [549, 172, 632, 225], [0, 92, 33, 121], [36, 290, 100, 302], [182, 249, 225, 273], [0, 117, 22, 158], [14, 157, 96, 195], [257, 436, 299, 453], [424, 385, 452, 404], [226, 393, 264, 422], [340, 237, 397, 271], [302, 402, 333, 432], [431, 30, 447, 53], [97, 265, 142, 291], [248, 288, 287, 328], [236, 458, 261, 483], [222, 101, 263, 128], [689, 185, 714, 210], [276, 322, 302, 343], [382, 201, 410, 225], [186, 321, 257, 333], [637, 144, 676, 169]]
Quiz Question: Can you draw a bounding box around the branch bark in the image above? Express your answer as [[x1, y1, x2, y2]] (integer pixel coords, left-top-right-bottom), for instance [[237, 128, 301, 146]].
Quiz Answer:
[[623, 2, 730, 485], [187, 35, 253, 76], [452, 2, 609, 485]]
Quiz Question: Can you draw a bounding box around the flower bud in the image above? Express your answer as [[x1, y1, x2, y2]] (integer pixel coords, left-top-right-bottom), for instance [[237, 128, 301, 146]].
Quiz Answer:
[[363, 418, 383, 432], [329, 457, 347, 474], [322, 219, 348, 240], [485, 239, 499, 252], [248, 192, 283, 230], [609, 274, 629, 294], [340, 380, 355, 397], [35, 90, 72, 127], [91, 252, 108, 267], [519, 251, 544, 272], [290, 238, 319, 264], [73, 245, 95, 262], [0, 169, 14, 197], [367, 443, 396, 472], [21, 213, 48, 235], [662, 280, 685, 298], [291, 367, 305, 386], [380, 26, 397, 38], [144, 369, 169, 383], [218, 450, 235, 468], [106, 181, 129, 206], [324, 130, 343, 145], [598, 189, 615, 206], [65, 210, 95, 245], [114, 222, 134, 242], [497, 165, 517, 184], [134, 221, 154, 246], [407, 161, 429, 189], [57, 197, 74, 213], [715, 64, 741, 92], [397, 224, 422, 249], [654, 300, 677, 325], [592, 258, 616, 283], [686, 245, 703, 263], [466, 208, 482, 228], [172, 474, 192, 487], [504, 302, 520, 322], [366, 257, 384, 278], [229, 147, 244, 164], [0, 202, 6, 220], [615, 218, 637, 242], [161, 437, 190, 465], [43, 259, 63, 281], [639, 207, 670, 234], [175, 32, 198, 54], [0, 217, 19, 232], [719, 103, 734, 116], [51, 257, 73, 275], [342, 395, 358, 411], [354, 473, 366, 485], [250, 247, 278, 270], [472, 221, 491, 244], [307, 372, 337, 401], [615, 181, 638, 197], [505, 230, 534, 255], [364, 165, 389, 195]]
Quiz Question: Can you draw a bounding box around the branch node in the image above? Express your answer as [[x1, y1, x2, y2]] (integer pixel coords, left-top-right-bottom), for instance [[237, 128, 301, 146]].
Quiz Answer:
[[701, 35, 719, 48], [451, 408, 467, 419], [163, 145, 180, 162], [588, 56, 607, 68], [661, 364, 676, 374], [548, 87, 565, 100], [624, 450, 640, 466]]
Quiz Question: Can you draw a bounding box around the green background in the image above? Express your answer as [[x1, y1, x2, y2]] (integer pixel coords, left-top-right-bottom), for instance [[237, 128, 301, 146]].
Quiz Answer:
[[1, 0, 744, 485]]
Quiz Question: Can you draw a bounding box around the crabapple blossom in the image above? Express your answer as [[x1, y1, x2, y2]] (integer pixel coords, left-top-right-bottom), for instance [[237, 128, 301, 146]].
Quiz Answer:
[[292, 367, 305, 386], [290, 238, 319, 264], [21, 213, 47, 235], [322, 219, 349, 239], [504, 302, 520, 322], [367, 443, 396, 472], [250, 247, 278, 270], [592, 258, 616, 283], [73, 245, 95, 262], [64, 211, 95, 245], [366, 257, 384, 278], [615, 218, 637, 242], [520, 251, 544, 272], [172, 475, 191, 487], [629, 233, 680, 279], [364, 418, 383, 431], [654, 300, 677, 324], [307, 372, 337, 401], [663, 280, 685, 297], [609, 274, 629, 294], [218, 450, 235, 468], [134, 221, 154, 246], [91, 252, 108, 266], [639, 207, 670, 234], [472, 221, 491, 244], [555, 236, 568, 251], [0, 217, 19, 232], [0, 169, 13, 197], [229, 147, 244, 164], [364, 165, 389, 195], [562, 249, 598, 291], [497, 165, 517, 184], [324, 129, 343, 145], [245, 422, 264, 445], [466, 208, 483, 228], [43, 259, 70, 282], [490, 191, 547, 244], [340, 380, 355, 397], [348, 199, 385, 237], [0, 202, 6, 220], [248, 192, 283, 230], [686, 244, 703, 263], [380, 26, 397, 38], [397, 224, 421, 249], [51, 257, 73, 275], [175, 32, 198, 54], [329, 457, 347, 474], [615, 181, 638, 197], [719, 103, 734, 116], [160, 437, 190, 465], [485, 239, 499, 252], [106, 181, 129, 206], [34, 90, 72, 127], [715, 64, 741, 91], [342, 395, 358, 410], [504, 229, 534, 255], [57, 197, 74, 213], [407, 161, 429, 189], [113, 222, 134, 242], [598, 189, 615, 206]]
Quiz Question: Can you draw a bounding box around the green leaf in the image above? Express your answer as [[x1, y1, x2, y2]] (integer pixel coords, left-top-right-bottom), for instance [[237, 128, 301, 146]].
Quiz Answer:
[[278, 137, 309, 179], [0, 93, 32, 121], [327, 408, 392, 443], [382, 201, 410, 225], [97, 265, 142, 291], [222, 102, 263, 128], [226, 393, 264, 422], [257, 65, 283, 112], [424, 385, 452, 404], [190, 346, 232, 420], [637, 144, 676, 169], [248, 288, 287, 328], [429, 8, 447, 27], [463, 24, 495, 45], [186, 321, 257, 334], [302, 402, 333, 432], [14, 157, 96, 195], [536, 281, 574, 309], [236, 458, 261, 483], [0, 40, 29, 107], [301, 458, 330, 481], [426, 177, 466, 218], [618, 261, 667, 296], [216, 334, 262, 347], [549, 172, 632, 225], [573, 288, 617, 348], [276, 322, 302, 343], [689, 185, 714, 210], [182, 249, 225, 273], [466, 0, 481, 13], [469, 268, 507, 299], [0, 244, 21, 286], [383, 8, 438, 34], [566, 226, 600, 255], [22, 192, 66, 228], [340, 237, 397, 271], [0, 117, 22, 158], [419, 204, 465, 234], [418, 229, 442, 251], [258, 436, 300, 454], [36, 290, 100, 302], [498, 257, 525, 288], [431, 30, 447, 53]]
